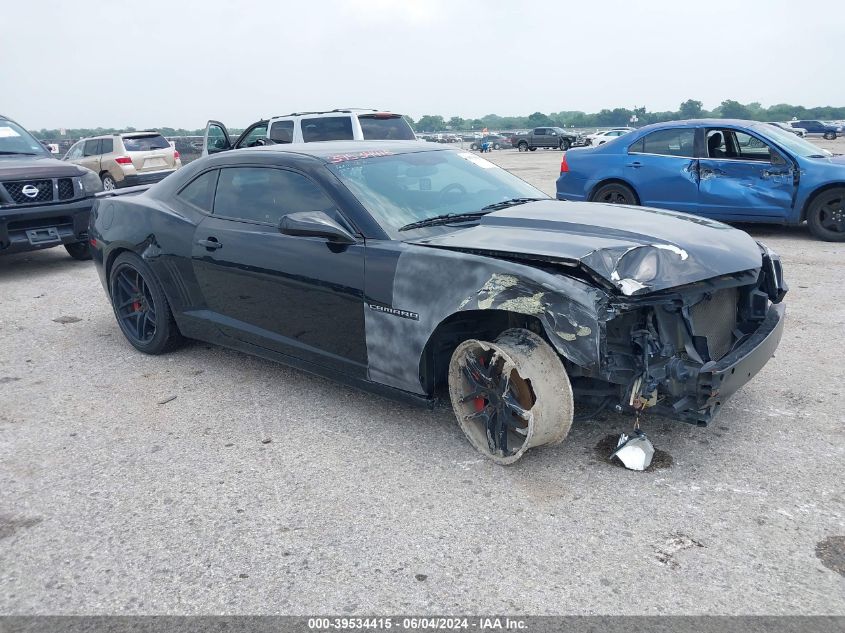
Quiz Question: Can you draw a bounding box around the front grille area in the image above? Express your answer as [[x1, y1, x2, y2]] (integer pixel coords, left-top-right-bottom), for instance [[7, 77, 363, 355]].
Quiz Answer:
[[690, 287, 739, 361], [3, 180, 54, 204], [57, 178, 75, 200]]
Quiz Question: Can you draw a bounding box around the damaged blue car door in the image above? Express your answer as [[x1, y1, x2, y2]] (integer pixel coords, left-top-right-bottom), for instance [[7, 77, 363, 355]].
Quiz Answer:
[[696, 127, 796, 221], [625, 127, 700, 214]]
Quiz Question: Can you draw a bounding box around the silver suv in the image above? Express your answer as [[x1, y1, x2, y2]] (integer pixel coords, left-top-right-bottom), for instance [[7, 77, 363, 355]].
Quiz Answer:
[[202, 109, 416, 155]]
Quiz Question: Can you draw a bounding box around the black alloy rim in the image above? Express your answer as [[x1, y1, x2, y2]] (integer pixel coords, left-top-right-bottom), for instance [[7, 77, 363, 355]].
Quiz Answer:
[[459, 349, 531, 456], [601, 190, 630, 204], [818, 195, 845, 233], [112, 265, 157, 344]]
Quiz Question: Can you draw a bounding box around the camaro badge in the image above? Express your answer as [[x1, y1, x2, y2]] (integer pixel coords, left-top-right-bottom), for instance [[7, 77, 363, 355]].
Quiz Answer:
[[367, 303, 419, 321]]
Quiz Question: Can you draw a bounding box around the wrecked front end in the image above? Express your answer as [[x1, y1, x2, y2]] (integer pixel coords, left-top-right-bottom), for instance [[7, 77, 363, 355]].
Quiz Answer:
[[576, 246, 787, 425]]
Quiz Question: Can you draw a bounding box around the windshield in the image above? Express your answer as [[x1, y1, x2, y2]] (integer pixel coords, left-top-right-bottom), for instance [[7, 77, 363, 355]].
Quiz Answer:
[[0, 119, 48, 156], [758, 124, 833, 158], [327, 149, 547, 237]]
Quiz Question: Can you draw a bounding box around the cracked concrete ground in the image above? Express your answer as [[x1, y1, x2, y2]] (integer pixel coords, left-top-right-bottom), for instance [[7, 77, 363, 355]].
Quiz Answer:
[[1, 142, 844, 614]]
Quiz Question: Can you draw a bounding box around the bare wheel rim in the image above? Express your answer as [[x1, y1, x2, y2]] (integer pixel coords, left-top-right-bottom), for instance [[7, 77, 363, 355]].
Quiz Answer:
[[457, 346, 533, 458], [449, 329, 574, 464], [102, 176, 115, 190], [112, 264, 157, 344]]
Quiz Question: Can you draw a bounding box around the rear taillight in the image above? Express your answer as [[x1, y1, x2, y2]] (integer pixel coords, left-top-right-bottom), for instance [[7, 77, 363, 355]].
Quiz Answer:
[[560, 153, 569, 173], [174, 150, 180, 160], [115, 156, 132, 165]]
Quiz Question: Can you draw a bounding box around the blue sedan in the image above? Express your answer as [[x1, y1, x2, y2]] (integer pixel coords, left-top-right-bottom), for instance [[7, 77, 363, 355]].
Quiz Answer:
[[556, 119, 845, 241]]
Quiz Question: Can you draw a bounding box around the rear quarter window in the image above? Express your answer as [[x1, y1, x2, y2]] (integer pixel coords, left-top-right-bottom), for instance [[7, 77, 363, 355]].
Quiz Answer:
[[358, 115, 416, 140], [123, 135, 170, 151], [301, 117, 354, 142]]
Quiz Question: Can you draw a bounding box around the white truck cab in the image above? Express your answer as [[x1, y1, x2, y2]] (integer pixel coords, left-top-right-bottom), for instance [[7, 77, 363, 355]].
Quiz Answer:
[[202, 109, 416, 155]]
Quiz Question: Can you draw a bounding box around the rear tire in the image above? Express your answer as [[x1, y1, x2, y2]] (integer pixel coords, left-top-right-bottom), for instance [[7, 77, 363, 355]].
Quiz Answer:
[[591, 182, 638, 205], [109, 252, 183, 354], [64, 241, 92, 260], [470, 143, 479, 151], [823, 132, 837, 140], [807, 187, 845, 241], [448, 328, 573, 465], [493, 143, 501, 150], [518, 141, 528, 152], [101, 173, 116, 191]]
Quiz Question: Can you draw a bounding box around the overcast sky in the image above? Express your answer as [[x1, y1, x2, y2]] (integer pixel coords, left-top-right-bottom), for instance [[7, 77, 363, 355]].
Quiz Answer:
[[2, 0, 842, 129]]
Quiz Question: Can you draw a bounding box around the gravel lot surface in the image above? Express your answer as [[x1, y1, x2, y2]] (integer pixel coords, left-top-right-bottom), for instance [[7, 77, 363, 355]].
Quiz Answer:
[[1, 139, 844, 615]]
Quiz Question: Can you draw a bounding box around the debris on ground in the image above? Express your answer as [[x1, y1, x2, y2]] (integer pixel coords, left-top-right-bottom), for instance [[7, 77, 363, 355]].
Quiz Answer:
[[594, 435, 673, 471], [611, 431, 655, 471], [261, 438, 272, 444], [156, 395, 177, 405], [655, 533, 705, 569]]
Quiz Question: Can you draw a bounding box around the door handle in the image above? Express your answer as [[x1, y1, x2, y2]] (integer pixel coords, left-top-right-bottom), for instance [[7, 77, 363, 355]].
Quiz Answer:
[[197, 237, 222, 250], [626, 161, 642, 168]]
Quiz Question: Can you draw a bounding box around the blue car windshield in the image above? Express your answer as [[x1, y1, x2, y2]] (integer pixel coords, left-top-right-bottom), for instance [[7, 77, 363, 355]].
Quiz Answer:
[[0, 119, 49, 156], [327, 149, 547, 237], [759, 124, 832, 158]]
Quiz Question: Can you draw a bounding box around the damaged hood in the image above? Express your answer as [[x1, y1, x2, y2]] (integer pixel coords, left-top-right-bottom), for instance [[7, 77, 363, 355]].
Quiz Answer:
[[407, 200, 762, 295]]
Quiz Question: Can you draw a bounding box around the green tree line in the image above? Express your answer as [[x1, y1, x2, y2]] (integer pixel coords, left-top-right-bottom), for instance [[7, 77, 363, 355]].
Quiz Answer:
[[410, 100, 845, 132], [29, 100, 845, 139]]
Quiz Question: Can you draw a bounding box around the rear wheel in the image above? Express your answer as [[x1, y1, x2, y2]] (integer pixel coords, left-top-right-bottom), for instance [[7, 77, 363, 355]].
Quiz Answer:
[[448, 328, 573, 465], [591, 182, 638, 205], [101, 173, 116, 191], [470, 143, 479, 151], [64, 241, 92, 260], [493, 143, 501, 150], [823, 132, 837, 140], [518, 141, 528, 152], [807, 187, 845, 241], [109, 252, 182, 354]]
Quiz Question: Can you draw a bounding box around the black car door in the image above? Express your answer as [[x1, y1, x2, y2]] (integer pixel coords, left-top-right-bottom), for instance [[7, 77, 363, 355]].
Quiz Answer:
[[190, 164, 367, 375]]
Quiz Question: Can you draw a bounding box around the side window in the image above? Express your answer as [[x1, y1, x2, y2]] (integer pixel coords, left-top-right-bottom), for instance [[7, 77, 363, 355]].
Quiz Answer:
[[301, 116, 354, 142], [269, 120, 294, 143], [65, 142, 84, 160], [100, 138, 114, 154], [732, 131, 772, 162], [177, 170, 218, 212], [83, 139, 101, 157], [237, 124, 268, 148], [213, 167, 336, 225], [639, 128, 695, 157], [628, 137, 645, 153], [535, 128, 546, 136]]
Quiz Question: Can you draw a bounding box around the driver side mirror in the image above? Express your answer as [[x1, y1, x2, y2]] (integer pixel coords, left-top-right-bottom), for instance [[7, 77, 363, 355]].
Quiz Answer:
[[279, 211, 357, 244]]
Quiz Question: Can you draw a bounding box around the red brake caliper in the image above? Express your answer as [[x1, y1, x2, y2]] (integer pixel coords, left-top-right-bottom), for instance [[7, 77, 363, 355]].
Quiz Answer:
[[132, 300, 141, 312], [473, 355, 486, 411]]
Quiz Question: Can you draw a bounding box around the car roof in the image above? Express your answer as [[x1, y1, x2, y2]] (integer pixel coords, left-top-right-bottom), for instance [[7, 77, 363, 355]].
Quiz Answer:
[[634, 119, 768, 133], [237, 140, 444, 162]]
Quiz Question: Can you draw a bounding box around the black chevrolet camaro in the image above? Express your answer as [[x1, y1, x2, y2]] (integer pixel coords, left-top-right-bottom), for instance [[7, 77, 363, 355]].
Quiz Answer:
[[90, 141, 787, 464]]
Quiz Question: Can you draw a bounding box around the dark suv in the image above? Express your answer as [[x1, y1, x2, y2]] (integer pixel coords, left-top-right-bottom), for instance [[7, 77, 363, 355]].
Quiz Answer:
[[791, 120, 839, 139], [0, 115, 102, 259]]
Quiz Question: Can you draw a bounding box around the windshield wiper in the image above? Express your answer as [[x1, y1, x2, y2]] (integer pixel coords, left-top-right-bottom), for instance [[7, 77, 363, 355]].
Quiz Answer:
[[0, 151, 40, 155], [480, 197, 546, 211], [398, 212, 489, 232]]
